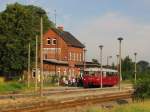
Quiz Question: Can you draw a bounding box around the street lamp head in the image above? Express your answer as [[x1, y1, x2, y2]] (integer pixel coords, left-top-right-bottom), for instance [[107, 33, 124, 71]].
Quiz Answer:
[[37, 9, 46, 16], [99, 45, 103, 49], [118, 37, 123, 41]]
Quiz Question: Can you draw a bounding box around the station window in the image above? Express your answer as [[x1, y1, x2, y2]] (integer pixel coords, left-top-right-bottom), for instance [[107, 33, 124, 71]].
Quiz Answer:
[[52, 39, 56, 45], [44, 54, 48, 59], [71, 52, 74, 61], [74, 53, 76, 61], [47, 38, 51, 45], [80, 53, 82, 62], [76, 53, 78, 61]]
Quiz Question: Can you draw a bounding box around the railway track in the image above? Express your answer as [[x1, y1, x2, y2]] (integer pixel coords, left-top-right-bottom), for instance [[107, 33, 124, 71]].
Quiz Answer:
[[1, 90, 133, 112], [0, 86, 132, 100]]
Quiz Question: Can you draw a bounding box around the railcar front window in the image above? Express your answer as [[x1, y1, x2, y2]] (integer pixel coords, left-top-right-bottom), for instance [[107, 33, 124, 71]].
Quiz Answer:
[[89, 71, 95, 76], [103, 72, 106, 77]]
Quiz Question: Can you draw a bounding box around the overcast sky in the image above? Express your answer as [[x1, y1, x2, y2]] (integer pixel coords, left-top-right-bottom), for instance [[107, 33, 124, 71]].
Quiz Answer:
[[0, 0, 150, 64]]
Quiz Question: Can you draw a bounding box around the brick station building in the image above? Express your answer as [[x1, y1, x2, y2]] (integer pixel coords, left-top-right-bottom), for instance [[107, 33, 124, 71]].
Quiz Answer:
[[42, 27, 85, 79]]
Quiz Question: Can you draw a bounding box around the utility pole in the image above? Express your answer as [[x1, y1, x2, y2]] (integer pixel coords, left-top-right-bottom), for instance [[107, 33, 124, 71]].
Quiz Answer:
[[116, 54, 119, 86], [40, 15, 44, 97], [118, 37, 123, 90], [27, 43, 31, 88], [36, 10, 45, 96], [37, 9, 45, 96], [35, 35, 38, 91], [134, 52, 137, 83], [99, 45, 103, 88]]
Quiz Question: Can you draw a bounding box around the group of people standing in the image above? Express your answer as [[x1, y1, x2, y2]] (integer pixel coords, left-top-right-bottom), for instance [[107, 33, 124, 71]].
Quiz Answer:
[[61, 76, 83, 87]]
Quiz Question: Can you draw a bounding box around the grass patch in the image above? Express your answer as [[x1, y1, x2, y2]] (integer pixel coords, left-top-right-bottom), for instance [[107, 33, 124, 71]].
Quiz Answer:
[[81, 107, 106, 112], [111, 101, 150, 112], [83, 100, 150, 112], [0, 80, 60, 94], [0, 81, 26, 93]]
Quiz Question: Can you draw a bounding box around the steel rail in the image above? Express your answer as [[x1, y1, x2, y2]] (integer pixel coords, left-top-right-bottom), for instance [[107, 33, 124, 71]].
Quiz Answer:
[[0, 86, 132, 100], [1, 90, 133, 112]]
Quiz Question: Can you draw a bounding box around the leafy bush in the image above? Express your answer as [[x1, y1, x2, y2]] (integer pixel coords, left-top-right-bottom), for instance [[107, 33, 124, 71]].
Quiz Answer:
[[0, 81, 26, 93], [133, 73, 150, 99]]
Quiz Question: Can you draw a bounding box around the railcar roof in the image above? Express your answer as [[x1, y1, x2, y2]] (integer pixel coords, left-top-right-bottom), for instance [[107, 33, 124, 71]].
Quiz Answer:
[[84, 68, 118, 73]]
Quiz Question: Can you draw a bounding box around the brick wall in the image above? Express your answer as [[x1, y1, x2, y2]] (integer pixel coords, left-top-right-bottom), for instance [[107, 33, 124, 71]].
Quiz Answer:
[[42, 29, 84, 78]]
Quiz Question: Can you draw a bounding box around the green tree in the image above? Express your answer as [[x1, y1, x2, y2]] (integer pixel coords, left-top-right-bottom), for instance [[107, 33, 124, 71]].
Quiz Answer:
[[137, 60, 149, 73], [0, 3, 55, 78], [122, 56, 134, 80], [122, 56, 134, 71]]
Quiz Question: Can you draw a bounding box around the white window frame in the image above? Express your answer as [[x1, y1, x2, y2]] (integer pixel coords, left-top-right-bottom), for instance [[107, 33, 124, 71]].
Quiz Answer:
[[74, 53, 76, 61], [76, 53, 78, 62], [47, 38, 51, 45], [52, 39, 56, 45], [80, 53, 82, 62]]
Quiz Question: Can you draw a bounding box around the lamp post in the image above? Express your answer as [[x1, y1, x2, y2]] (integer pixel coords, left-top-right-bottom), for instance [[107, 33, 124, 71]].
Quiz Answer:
[[99, 45, 103, 88], [107, 56, 112, 67], [116, 54, 119, 86], [118, 37, 123, 90], [37, 10, 45, 97], [134, 52, 137, 83]]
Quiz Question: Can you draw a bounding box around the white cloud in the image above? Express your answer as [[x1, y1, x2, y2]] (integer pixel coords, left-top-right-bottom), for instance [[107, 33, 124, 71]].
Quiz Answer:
[[74, 12, 150, 64]]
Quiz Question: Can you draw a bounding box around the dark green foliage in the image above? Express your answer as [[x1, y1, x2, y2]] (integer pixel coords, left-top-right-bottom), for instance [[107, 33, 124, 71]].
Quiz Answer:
[[122, 56, 134, 72], [122, 56, 134, 80], [121, 56, 150, 81], [133, 67, 150, 100], [133, 74, 150, 100], [137, 60, 149, 73], [0, 81, 26, 92], [0, 3, 55, 78]]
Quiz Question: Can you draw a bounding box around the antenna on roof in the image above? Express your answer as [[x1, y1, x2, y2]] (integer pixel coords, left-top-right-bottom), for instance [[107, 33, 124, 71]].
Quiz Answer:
[[54, 9, 57, 27]]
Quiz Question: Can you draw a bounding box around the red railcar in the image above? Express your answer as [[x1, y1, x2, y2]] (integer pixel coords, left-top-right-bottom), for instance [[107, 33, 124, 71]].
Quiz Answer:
[[82, 68, 119, 88]]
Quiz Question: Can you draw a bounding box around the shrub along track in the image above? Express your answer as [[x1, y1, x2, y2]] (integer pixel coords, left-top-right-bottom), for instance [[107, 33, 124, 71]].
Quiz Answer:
[[1, 90, 133, 112]]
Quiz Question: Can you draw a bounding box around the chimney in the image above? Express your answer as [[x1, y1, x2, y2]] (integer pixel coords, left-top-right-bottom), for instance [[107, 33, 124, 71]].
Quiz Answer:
[[57, 25, 64, 31]]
